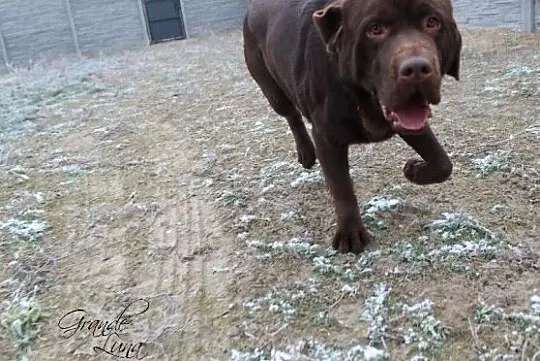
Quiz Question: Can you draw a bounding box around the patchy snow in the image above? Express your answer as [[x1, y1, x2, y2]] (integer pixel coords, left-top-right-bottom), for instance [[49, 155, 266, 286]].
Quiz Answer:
[[246, 237, 319, 258], [361, 283, 391, 345], [280, 210, 298, 221], [401, 299, 434, 317], [312, 256, 343, 275], [428, 212, 499, 242], [228, 339, 388, 361], [258, 161, 297, 189], [241, 280, 320, 323], [475, 302, 504, 323], [245, 239, 264, 248], [501, 65, 540, 78], [477, 351, 516, 361], [525, 122, 540, 138], [427, 239, 500, 257], [0, 289, 42, 351], [363, 195, 403, 215], [507, 311, 540, 335], [0, 218, 50, 243], [388, 211, 520, 270], [229, 348, 268, 361], [261, 184, 275, 194], [398, 299, 448, 352], [239, 214, 258, 224], [290, 170, 323, 188], [341, 284, 359, 296], [236, 214, 269, 231], [531, 295, 540, 314], [489, 204, 507, 214], [472, 151, 511, 178], [476, 293, 540, 337], [242, 299, 263, 313], [361, 195, 404, 228]]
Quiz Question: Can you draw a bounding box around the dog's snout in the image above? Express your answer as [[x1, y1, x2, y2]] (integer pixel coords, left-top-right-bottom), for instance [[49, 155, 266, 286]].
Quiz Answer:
[[398, 56, 433, 82]]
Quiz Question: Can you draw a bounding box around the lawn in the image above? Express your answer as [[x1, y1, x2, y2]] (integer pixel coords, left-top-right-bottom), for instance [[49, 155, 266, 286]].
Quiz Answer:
[[0, 28, 539, 361]]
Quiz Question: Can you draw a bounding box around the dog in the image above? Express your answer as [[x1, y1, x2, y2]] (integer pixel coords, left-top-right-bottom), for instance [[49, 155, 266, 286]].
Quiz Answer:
[[242, 0, 462, 253]]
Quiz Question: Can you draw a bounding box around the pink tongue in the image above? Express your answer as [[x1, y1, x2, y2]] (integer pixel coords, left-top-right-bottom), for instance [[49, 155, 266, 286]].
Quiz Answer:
[[393, 106, 430, 130]]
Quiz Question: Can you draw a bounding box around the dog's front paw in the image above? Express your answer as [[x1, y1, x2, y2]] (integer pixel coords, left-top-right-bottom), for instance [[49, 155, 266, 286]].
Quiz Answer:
[[404, 158, 452, 185], [403, 159, 427, 184], [332, 222, 373, 254]]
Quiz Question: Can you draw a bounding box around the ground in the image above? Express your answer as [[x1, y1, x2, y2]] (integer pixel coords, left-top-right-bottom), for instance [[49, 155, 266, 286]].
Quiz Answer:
[[0, 28, 539, 361]]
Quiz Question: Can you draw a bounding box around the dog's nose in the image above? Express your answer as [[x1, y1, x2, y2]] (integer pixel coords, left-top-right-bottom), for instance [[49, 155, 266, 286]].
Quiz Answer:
[[399, 56, 433, 82]]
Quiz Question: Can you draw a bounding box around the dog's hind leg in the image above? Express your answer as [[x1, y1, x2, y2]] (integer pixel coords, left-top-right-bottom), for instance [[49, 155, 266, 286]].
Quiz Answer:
[[284, 111, 316, 169], [243, 22, 316, 169]]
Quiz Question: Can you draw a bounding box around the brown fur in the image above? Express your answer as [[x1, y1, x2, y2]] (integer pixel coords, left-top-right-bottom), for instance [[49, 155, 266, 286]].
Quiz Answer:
[[243, 0, 462, 253]]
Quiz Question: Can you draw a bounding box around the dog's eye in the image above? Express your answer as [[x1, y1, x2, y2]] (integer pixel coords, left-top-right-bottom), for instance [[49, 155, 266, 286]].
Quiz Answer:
[[366, 23, 388, 38], [424, 16, 441, 30]]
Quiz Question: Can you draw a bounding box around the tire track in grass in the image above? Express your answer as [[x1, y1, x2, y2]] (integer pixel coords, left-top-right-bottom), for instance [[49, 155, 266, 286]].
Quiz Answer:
[[169, 181, 198, 353], [143, 172, 236, 359]]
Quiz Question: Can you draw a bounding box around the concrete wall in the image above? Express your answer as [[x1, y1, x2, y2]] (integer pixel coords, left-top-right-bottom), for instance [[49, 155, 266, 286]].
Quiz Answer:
[[0, 0, 247, 70], [0, 0, 147, 69], [453, 0, 539, 30], [181, 0, 248, 36], [0, 0, 77, 67], [70, 0, 147, 56]]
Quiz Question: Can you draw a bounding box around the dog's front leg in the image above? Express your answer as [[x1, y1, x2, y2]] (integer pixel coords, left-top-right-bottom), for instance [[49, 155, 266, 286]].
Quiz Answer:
[[312, 131, 372, 254], [399, 125, 453, 184]]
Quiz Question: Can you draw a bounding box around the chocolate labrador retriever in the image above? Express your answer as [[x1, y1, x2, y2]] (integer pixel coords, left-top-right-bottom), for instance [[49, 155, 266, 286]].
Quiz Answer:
[[243, 0, 462, 253]]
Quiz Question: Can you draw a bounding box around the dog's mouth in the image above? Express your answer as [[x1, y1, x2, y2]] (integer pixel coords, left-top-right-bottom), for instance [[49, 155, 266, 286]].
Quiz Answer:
[[378, 93, 433, 134], [383, 103, 432, 133]]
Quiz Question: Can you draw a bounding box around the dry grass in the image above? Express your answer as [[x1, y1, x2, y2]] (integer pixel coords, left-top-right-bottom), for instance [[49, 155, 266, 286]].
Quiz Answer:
[[0, 27, 539, 361]]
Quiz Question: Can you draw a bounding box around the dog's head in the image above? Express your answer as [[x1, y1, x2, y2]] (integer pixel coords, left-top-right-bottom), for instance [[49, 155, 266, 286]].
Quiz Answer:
[[313, 0, 462, 134]]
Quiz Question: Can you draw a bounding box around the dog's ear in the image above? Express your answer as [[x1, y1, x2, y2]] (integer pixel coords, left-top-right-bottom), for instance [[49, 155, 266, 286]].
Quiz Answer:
[[313, 3, 344, 53], [445, 22, 462, 80]]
